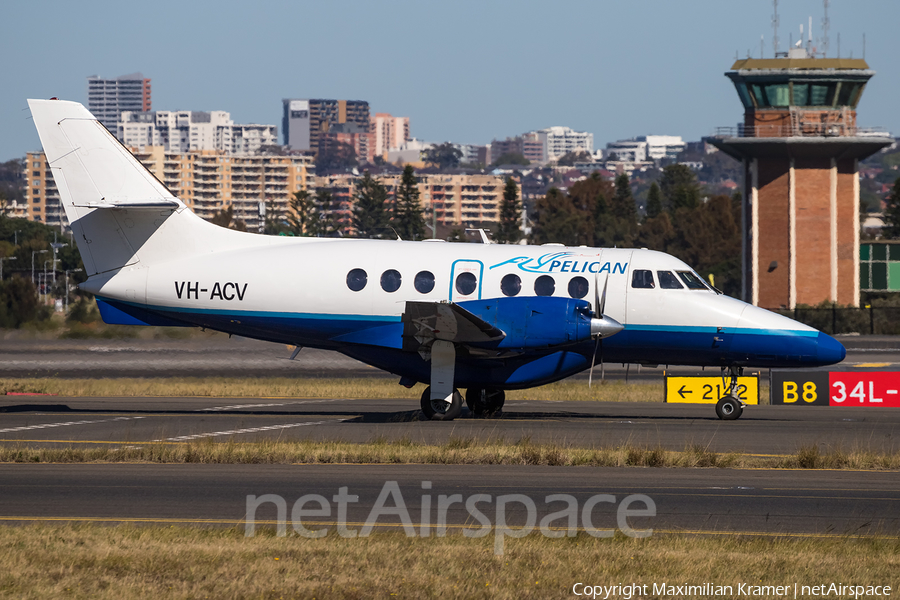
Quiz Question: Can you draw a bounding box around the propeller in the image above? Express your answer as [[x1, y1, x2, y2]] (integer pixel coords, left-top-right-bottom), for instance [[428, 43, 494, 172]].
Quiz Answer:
[[588, 271, 623, 388]]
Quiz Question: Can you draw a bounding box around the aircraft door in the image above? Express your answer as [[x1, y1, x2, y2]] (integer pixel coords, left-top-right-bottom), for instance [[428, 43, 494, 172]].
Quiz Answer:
[[598, 250, 629, 323], [449, 259, 483, 302]]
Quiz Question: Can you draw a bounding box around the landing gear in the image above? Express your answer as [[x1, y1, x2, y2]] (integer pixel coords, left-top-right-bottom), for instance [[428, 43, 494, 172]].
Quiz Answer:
[[715, 396, 742, 420], [465, 388, 505, 417], [716, 365, 744, 420], [420, 386, 463, 421]]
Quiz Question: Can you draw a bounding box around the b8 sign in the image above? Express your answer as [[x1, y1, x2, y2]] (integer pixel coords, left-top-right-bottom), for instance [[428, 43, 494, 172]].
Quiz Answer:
[[771, 371, 900, 407]]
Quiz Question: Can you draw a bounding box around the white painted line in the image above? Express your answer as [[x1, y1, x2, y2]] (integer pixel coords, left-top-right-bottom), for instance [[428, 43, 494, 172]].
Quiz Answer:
[[159, 419, 347, 442], [0, 416, 144, 434], [197, 398, 355, 412]]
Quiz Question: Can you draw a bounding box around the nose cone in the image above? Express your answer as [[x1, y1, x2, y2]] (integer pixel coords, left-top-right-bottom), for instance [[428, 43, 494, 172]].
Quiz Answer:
[[816, 332, 846, 365]]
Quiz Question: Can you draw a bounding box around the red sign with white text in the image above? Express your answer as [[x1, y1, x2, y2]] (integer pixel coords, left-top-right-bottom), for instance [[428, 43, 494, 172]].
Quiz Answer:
[[829, 372, 900, 407]]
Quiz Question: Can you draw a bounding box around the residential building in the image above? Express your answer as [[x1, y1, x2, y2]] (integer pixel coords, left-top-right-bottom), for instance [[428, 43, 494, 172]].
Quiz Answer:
[[370, 113, 410, 159], [282, 98, 370, 153], [321, 122, 374, 164], [458, 144, 489, 166], [534, 126, 593, 162], [636, 135, 687, 161], [387, 139, 432, 166], [24, 149, 314, 233], [87, 73, 151, 132], [605, 139, 647, 163], [117, 111, 277, 155], [314, 172, 505, 231]]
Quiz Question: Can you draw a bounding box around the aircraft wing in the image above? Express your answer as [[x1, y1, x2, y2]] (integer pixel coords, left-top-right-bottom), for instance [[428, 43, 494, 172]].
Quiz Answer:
[[401, 301, 505, 351]]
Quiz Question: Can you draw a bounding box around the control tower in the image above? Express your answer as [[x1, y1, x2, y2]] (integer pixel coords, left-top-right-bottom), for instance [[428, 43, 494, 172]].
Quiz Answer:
[[710, 50, 892, 309]]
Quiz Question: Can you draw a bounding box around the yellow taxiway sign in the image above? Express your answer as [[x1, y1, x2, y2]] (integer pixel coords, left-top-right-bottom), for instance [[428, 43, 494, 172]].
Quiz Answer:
[[665, 376, 759, 404]]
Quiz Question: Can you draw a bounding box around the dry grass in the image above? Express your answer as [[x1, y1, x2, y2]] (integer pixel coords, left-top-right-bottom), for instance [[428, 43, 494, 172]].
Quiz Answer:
[[0, 377, 663, 403], [0, 523, 896, 599], [0, 438, 897, 470]]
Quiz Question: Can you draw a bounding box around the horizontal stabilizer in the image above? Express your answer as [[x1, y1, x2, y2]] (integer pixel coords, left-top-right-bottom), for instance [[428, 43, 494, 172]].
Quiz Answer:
[[72, 199, 180, 209]]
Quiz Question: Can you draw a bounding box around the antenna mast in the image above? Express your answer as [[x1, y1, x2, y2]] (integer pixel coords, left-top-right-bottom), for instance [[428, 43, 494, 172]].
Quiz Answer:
[[821, 0, 830, 57], [772, 0, 780, 56]]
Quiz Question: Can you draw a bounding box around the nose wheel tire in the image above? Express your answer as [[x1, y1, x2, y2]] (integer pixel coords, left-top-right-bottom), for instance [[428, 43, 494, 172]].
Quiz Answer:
[[715, 396, 743, 420], [421, 386, 463, 421], [465, 388, 506, 417]]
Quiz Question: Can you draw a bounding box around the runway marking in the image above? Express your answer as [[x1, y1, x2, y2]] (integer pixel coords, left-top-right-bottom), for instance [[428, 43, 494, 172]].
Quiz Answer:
[[0, 416, 145, 434], [853, 362, 893, 368], [197, 398, 357, 411], [0, 516, 896, 540], [158, 419, 348, 442]]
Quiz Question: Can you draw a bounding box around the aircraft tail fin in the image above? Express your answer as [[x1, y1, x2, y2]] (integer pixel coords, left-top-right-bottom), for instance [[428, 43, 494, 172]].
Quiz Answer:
[[27, 99, 264, 277]]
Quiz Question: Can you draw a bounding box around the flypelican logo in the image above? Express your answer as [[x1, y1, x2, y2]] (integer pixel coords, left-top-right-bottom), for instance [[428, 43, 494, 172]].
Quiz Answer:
[[489, 252, 627, 275]]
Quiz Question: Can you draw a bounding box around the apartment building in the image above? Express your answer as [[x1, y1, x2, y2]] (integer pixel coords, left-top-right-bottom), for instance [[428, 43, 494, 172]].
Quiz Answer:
[[534, 126, 593, 162], [24, 149, 314, 233], [87, 73, 151, 132], [282, 98, 371, 153], [313, 172, 504, 232], [370, 113, 410, 158], [118, 111, 277, 155]]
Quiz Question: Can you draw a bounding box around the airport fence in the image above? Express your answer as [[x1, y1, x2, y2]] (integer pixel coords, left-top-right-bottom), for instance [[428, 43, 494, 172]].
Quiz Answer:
[[774, 305, 900, 335]]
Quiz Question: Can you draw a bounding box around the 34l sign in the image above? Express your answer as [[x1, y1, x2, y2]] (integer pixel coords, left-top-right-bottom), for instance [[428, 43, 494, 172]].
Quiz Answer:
[[771, 371, 900, 407]]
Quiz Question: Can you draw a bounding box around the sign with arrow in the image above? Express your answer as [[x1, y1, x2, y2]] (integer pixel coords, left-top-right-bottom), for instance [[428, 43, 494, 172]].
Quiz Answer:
[[664, 375, 759, 404]]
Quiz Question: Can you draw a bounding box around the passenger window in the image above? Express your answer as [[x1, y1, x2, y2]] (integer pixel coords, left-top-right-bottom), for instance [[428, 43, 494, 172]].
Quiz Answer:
[[456, 272, 477, 296], [657, 271, 684, 289], [414, 270, 435, 294], [631, 270, 655, 289], [347, 268, 367, 292], [534, 275, 555, 296], [677, 271, 709, 290], [381, 269, 401, 292], [568, 276, 589, 299], [501, 273, 521, 297]]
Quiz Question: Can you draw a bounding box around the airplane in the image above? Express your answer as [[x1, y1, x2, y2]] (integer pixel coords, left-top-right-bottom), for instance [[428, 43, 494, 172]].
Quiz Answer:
[[27, 98, 846, 421]]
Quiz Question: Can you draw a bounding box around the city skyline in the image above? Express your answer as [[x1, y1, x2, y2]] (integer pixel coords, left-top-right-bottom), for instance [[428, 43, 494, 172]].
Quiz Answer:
[[3, 0, 898, 162]]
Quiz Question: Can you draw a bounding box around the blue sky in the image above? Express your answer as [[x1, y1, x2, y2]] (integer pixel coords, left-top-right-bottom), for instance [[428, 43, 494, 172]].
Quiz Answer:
[[3, 0, 897, 162]]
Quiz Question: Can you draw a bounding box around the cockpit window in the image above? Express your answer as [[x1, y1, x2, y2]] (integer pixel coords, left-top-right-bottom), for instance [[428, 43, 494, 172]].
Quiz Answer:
[[631, 269, 655, 289], [677, 270, 709, 290], [657, 271, 684, 289]]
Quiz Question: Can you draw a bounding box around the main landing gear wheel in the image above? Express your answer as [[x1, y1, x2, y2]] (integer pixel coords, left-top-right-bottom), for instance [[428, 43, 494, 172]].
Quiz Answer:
[[465, 388, 506, 417], [420, 386, 463, 421], [715, 396, 743, 420]]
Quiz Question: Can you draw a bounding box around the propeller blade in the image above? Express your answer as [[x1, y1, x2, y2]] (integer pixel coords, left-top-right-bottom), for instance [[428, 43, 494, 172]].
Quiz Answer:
[[588, 335, 601, 388], [599, 274, 609, 315]]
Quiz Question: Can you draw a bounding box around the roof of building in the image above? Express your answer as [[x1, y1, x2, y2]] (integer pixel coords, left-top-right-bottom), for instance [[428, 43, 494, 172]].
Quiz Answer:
[[730, 58, 870, 71]]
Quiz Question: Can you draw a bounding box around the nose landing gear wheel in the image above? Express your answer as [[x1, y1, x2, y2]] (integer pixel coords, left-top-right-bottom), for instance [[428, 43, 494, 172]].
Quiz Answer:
[[465, 388, 506, 417], [715, 396, 743, 420], [421, 386, 463, 421]]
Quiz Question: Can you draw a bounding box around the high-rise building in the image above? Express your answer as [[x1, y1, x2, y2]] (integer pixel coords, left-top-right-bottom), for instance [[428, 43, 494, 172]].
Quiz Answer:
[[118, 111, 277, 155], [24, 149, 314, 233], [282, 98, 370, 153], [370, 113, 410, 159], [710, 51, 892, 308], [87, 73, 151, 132], [534, 126, 593, 162]]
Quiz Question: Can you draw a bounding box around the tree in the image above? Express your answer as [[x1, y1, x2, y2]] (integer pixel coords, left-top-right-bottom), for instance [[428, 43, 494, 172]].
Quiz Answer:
[[529, 187, 582, 246], [424, 143, 462, 170], [352, 172, 390, 238], [568, 172, 615, 246], [316, 139, 357, 171], [645, 181, 662, 220], [210, 205, 247, 231], [556, 151, 591, 166], [392, 165, 426, 240], [612, 173, 638, 224], [659, 164, 701, 212], [883, 177, 900, 239], [287, 189, 342, 237], [491, 152, 529, 167], [0, 276, 42, 328], [495, 178, 522, 244]]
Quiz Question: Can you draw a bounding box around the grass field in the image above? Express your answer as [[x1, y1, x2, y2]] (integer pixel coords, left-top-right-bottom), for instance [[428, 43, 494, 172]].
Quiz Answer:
[[0, 524, 896, 599], [1, 437, 898, 470]]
